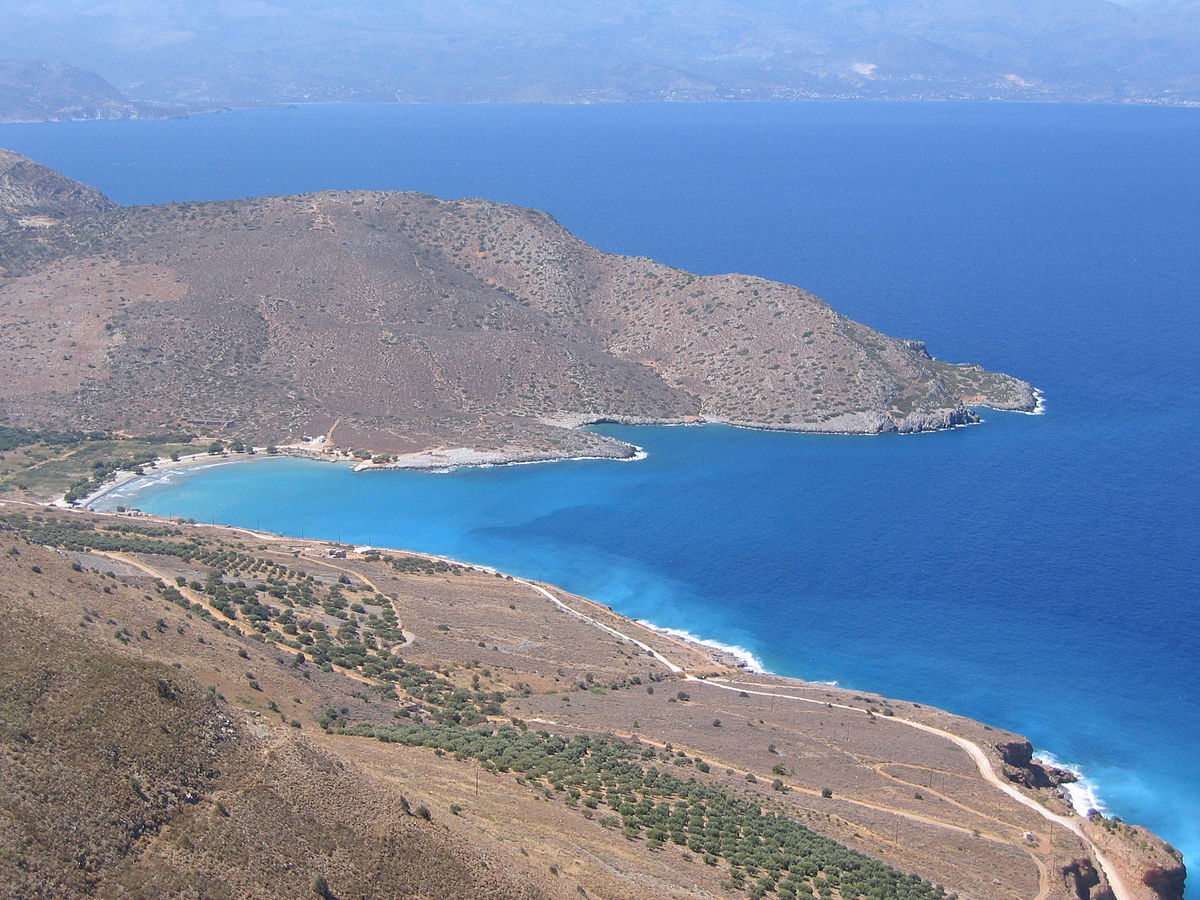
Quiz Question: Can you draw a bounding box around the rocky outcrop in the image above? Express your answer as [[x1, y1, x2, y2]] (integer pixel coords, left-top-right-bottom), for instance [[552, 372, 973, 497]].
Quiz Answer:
[[999, 739, 1187, 900], [1142, 863, 1187, 900], [1083, 813, 1188, 900], [996, 739, 1079, 789], [1063, 858, 1115, 900]]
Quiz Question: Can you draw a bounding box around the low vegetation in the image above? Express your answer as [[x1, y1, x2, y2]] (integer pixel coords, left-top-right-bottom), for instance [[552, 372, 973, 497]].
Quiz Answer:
[[0, 512, 468, 699], [340, 722, 953, 900], [0, 429, 198, 501]]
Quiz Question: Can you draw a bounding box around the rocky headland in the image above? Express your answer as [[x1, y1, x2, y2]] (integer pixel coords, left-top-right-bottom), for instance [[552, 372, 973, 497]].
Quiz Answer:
[[0, 60, 192, 124], [0, 150, 1035, 463]]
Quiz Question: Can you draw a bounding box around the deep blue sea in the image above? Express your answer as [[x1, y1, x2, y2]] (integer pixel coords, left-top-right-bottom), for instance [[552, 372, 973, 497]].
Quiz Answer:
[[4, 102, 1196, 885]]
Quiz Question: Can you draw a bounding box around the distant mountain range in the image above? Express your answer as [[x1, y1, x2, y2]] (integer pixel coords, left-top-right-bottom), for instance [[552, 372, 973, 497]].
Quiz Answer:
[[0, 0, 1197, 111], [0, 60, 190, 124]]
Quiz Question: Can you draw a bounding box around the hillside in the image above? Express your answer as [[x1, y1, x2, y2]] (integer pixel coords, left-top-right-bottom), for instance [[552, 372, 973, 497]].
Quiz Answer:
[[0, 527, 565, 899], [0, 504, 1184, 899], [0, 59, 185, 124], [0, 152, 1035, 460], [0, 148, 116, 231]]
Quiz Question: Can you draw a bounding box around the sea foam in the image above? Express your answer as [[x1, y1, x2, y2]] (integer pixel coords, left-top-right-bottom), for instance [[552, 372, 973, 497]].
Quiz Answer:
[[635, 620, 767, 673], [1036, 750, 1107, 816]]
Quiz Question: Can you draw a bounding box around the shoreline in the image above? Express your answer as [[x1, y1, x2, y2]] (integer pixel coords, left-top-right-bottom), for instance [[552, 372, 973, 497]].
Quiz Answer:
[[82, 456, 1107, 820], [76, 450, 309, 509], [633, 619, 768, 674], [71, 396, 1117, 820], [353, 443, 649, 473], [28, 488, 1174, 898], [5, 497, 1172, 900], [67, 395, 1049, 508]]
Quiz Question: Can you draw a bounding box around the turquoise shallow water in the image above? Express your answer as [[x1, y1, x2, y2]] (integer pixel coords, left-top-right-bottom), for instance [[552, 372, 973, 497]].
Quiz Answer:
[[4, 101, 1196, 884]]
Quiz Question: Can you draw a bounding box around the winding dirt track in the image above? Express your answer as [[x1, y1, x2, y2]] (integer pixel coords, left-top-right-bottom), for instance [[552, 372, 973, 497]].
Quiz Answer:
[[513, 575, 1133, 900], [26, 500, 1127, 900]]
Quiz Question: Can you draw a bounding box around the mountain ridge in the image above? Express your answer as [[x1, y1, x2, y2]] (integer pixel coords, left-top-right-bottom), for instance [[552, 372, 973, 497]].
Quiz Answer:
[[0, 152, 1034, 460]]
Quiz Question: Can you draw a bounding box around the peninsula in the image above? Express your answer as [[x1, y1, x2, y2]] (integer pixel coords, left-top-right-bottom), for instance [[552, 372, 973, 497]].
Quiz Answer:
[[0, 149, 1035, 465], [0, 60, 190, 124], [0, 149, 1186, 899]]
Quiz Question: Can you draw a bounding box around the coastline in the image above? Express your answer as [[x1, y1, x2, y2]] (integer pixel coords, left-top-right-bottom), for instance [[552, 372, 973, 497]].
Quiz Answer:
[[22, 493, 1183, 898], [76, 450, 301, 510], [63, 392, 1050, 510], [72, 394, 1111, 821], [349, 394, 1046, 474], [633, 619, 768, 674], [82, 453, 1106, 821]]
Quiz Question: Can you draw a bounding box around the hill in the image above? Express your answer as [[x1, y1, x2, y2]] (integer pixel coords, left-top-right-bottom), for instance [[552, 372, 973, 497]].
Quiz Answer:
[[0, 523, 565, 899], [0, 152, 1035, 461], [0, 59, 186, 124], [0, 148, 116, 231], [0, 504, 1185, 899]]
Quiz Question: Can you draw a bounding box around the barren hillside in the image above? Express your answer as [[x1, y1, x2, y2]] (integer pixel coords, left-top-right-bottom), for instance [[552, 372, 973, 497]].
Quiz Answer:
[[0, 152, 1035, 458], [0, 538, 565, 899], [0, 506, 1183, 900], [0, 148, 116, 231]]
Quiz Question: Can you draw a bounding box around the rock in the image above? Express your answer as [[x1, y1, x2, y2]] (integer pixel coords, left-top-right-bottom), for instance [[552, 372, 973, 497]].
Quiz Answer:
[[996, 739, 1078, 789], [1143, 863, 1187, 900], [1062, 858, 1115, 900]]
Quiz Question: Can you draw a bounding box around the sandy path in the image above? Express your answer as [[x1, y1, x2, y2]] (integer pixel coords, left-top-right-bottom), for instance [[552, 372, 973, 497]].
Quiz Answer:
[[692, 677, 1131, 900], [510, 577, 683, 674], [514, 579, 1130, 900]]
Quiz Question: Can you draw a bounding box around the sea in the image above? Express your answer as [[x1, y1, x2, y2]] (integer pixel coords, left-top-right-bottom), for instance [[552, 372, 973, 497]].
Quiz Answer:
[[3, 101, 1196, 886]]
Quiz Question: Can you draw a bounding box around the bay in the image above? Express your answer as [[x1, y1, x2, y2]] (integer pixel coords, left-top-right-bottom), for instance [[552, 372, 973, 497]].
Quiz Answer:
[[4, 101, 1196, 885]]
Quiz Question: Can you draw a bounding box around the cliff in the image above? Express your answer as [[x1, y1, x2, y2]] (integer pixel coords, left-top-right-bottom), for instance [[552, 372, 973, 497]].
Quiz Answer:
[[0, 152, 1036, 458]]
